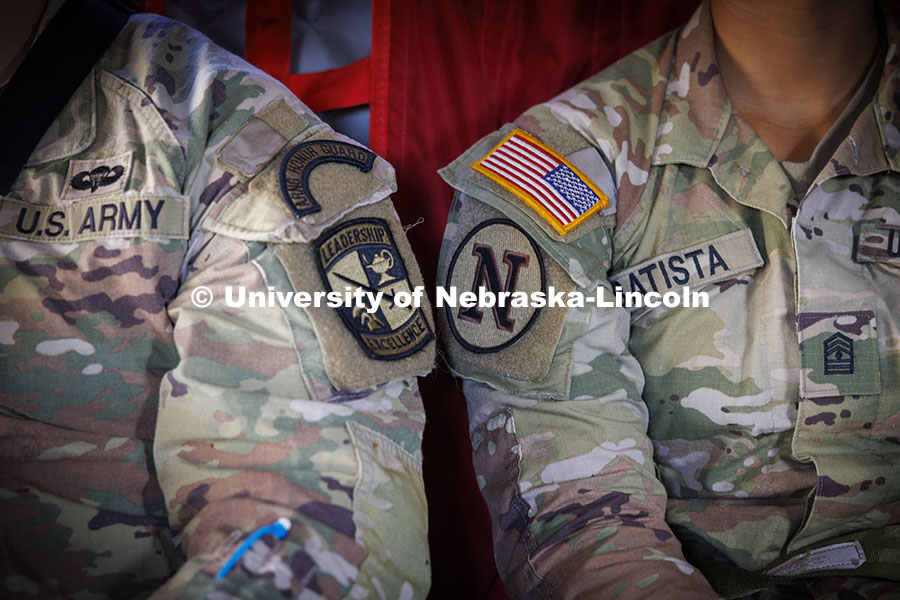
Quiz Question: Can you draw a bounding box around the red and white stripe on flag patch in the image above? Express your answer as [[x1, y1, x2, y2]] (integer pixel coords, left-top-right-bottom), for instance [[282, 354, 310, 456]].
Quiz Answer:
[[472, 128, 609, 235]]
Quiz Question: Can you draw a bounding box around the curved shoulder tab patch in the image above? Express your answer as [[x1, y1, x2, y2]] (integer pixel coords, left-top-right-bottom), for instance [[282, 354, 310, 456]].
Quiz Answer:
[[279, 140, 377, 218], [202, 129, 395, 244], [315, 217, 433, 360], [472, 128, 610, 236]]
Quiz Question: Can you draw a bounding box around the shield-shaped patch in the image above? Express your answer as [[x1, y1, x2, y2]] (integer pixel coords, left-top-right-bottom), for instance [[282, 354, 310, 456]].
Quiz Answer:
[[315, 217, 434, 360]]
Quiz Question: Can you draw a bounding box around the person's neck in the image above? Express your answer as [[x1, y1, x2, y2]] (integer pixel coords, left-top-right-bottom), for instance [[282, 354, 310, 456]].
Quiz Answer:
[[711, 0, 879, 162], [0, 1, 48, 86]]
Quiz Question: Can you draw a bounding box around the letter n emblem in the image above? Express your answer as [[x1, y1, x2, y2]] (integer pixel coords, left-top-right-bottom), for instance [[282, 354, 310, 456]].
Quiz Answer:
[[444, 218, 546, 354], [458, 244, 529, 331]]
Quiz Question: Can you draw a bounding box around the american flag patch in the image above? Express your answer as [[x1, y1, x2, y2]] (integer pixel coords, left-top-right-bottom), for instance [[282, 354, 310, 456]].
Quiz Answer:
[[472, 128, 609, 235]]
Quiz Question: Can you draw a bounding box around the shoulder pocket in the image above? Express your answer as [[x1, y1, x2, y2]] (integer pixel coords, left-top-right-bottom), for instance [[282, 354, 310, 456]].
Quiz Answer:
[[255, 199, 436, 393]]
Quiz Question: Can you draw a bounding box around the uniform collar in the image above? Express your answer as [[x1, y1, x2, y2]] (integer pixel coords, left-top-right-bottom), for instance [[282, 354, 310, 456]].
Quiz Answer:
[[25, 70, 97, 167], [653, 1, 900, 228], [25, 0, 96, 167], [3, 0, 99, 171]]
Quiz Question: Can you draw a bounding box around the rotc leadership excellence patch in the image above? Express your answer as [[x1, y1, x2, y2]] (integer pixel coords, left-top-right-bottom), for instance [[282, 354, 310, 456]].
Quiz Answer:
[[472, 128, 609, 236], [316, 217, 434, 360], [279, 140, 377, 218]]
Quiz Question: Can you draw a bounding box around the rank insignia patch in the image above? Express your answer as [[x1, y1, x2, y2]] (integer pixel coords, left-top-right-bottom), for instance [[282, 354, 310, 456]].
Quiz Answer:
[[445, 218, 545, 353], [316, 218, 434, 360], [279, 140, 377, 218], [797, 311, 879, 397], [823, 332, 854, 375], [472, 128, 609, 235]]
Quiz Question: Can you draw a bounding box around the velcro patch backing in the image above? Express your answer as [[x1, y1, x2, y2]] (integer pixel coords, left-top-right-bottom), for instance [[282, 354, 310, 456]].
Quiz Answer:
[[273, 199, 435, 390], [217, 98, 309, 179], [471, 128, 609, 236], [767, 541, 866, 576], [204, 130, 395, 244], [438, 197, 573, 383], [797, 311, 880, 398], [0, 194, 189, 242]]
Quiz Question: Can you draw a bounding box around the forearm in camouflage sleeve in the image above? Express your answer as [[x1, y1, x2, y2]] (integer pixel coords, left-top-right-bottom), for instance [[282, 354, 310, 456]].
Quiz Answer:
[[437, 190, 720, 599], [464, 290, 721, 599]]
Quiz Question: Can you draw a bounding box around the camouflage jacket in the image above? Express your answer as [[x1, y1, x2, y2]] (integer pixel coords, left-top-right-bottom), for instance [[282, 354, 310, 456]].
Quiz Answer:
[[438, 3, 900, 599], [0, 13, 435, 600]]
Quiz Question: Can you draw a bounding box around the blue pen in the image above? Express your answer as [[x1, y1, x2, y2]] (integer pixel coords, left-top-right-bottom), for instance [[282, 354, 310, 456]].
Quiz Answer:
[[215, 517, 292, 580]]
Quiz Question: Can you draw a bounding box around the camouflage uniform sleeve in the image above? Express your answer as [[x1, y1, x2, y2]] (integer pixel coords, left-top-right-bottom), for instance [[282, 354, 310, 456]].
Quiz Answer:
[[437, 125, 720, 599], [117, 17, 434, 598]]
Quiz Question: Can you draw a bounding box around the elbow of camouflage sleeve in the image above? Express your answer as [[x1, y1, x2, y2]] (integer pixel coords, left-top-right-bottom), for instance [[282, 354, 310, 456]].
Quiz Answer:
[[149, 222, 433, 597], [147, 491, 361, 599], [148, 483, 423, 600], [150, 409, 431, 599]]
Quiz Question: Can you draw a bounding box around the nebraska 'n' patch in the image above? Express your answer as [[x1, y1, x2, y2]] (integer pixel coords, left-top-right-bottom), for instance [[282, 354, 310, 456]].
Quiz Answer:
[[445, 218, 545, 353]]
